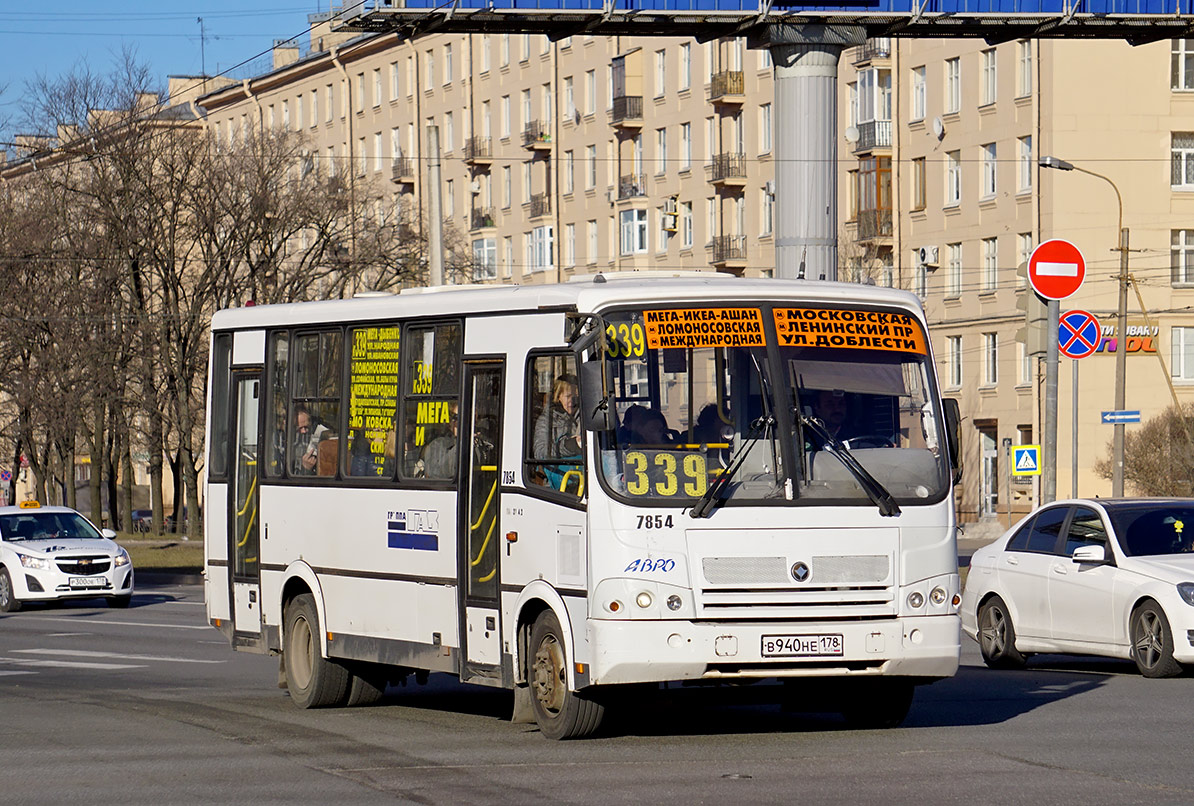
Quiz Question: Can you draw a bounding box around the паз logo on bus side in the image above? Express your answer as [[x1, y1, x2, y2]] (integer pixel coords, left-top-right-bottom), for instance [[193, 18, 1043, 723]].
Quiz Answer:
[[791, 562, 810, 582]]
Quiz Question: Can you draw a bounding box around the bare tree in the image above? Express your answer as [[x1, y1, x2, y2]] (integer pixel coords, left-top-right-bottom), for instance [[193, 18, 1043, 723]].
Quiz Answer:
[[1095, 403, 1194, 496]]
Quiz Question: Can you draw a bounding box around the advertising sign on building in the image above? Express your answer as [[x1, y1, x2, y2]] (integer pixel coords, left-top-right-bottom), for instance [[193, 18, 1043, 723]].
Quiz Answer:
[[1095, 321, 1158, 355]]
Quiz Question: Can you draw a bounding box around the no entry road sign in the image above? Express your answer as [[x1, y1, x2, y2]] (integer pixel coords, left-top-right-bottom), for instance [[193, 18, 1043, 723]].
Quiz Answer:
[[1029, 239, 1086, 300], [1059, 309, 1101, 359]]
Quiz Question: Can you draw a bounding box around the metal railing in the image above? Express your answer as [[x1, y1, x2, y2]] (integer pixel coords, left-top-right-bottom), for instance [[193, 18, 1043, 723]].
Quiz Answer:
[[857, 209, 893, 240], [521, 120, 551, 147], [529, 192, 551, 218], [465, 136, 492, 162], [471, 206, 496, 230], [855, 120, 892, 152], [390, 156, 412, 182], [712, 235, 747, 264], [612, 95, 643, 124], [710, 70, 745, 100], [711, 152, 747, 183], [855, 38, 892, 62], [618, 173, 646, 199]]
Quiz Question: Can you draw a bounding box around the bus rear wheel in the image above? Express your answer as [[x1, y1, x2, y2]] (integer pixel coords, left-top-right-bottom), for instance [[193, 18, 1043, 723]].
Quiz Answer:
[[528, 611, 605, 740], [284, 594, 350, 708]]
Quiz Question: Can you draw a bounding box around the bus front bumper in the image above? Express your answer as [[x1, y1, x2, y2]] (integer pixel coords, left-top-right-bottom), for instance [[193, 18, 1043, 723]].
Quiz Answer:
[[586, 615, 960, 686]]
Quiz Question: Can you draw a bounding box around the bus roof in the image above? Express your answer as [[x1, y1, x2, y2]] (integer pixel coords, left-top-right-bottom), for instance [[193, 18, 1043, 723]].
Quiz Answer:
[[210, 275, 926, 331]]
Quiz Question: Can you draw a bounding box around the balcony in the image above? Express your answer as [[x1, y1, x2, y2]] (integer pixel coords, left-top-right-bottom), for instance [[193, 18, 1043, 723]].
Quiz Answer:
[[521, 121, 552, 151], [709, 71, 745, 104], [618, 173, 647, 200], [853, 120, 892, 153], [465, 136, 493, 166], [529, 192, 551, 219], [611, 95, 643, 129], [711, 235, 747, 269], [856, 209, 893, 241], [852, 38, 892, 65], [390, 157, 413, 184], [470, 206, 496, 231], [711, 153, 747, 188]]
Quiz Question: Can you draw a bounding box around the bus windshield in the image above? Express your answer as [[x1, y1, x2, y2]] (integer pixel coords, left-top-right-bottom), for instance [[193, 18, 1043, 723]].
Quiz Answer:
[[595, 304, 949, 509]]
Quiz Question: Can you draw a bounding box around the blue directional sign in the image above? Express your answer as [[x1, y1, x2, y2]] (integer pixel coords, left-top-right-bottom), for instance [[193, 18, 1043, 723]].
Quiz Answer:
[[1101, 410, 1141, 424], [1011, 444, 1042, 477], [1059, 309, 1100, 360]]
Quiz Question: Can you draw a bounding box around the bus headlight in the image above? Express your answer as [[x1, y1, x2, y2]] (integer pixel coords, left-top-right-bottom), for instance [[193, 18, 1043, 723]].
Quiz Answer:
[[592, 579, 694, 619], [666, 595, 682, 611], [907, 591, 925, 609], [635, 592, 653, 609], [929, 586, 948, 606]]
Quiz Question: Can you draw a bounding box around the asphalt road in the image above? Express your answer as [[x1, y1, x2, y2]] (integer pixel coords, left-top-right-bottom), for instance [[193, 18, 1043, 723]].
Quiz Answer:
[[1, 582, 1193, 805]]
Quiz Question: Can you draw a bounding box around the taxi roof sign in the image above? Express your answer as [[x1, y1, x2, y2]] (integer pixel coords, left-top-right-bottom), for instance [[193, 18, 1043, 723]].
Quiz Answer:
[[18, 500, 41, 509]]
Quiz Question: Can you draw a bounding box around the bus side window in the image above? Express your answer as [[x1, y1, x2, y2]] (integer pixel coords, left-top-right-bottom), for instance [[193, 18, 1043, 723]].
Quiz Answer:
[[265, 331, 289, 479], [524, 353, 584, 498], [400, 322, 462, 481], [291, 330, 342, 479]]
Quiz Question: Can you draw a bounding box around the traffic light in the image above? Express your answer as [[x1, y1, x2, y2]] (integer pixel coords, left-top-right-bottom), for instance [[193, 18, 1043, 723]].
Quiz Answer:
[[1016, 262, 1048, 357]]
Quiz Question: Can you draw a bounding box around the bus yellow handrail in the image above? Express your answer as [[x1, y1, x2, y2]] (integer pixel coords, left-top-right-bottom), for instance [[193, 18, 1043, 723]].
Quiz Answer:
[[471, 515, 497, 567], [237, 502, 257, 551], [477, 565, 496, 583], [470, 478, 498, 532], [235, 475, 258, 520], [559, 469, 584, 497]]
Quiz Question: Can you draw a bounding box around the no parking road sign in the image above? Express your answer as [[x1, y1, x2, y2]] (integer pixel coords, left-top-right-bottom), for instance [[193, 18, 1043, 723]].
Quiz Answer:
[[1059, 309, 1101, 359], [1029, 239, 1086, 300]]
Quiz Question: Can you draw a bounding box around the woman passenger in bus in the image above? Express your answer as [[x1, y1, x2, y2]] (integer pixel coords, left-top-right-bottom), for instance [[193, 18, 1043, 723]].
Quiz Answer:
[[534, 375, 582, 491]]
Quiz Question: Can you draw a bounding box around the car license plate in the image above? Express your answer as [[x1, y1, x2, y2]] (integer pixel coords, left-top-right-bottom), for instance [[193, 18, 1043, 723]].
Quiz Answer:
[[69, 576, 107, 589], [761, 634, 844, 658]]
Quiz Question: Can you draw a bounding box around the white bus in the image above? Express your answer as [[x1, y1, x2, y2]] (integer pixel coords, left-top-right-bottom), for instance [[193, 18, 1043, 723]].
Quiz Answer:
[[204, 273, 962, 738]]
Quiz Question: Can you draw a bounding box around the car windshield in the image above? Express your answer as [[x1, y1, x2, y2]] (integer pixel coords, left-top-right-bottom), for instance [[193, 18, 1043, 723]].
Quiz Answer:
[[594, 303, 949, 508], [1107, 505, 1194, 556], [0, 512, 103, 542]]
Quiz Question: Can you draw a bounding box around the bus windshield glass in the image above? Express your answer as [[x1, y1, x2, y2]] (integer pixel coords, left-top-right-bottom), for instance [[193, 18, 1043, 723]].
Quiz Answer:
[[595, 304, 949, 508]]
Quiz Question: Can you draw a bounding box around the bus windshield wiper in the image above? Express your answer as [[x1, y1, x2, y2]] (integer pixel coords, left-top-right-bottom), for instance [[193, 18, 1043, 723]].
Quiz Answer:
[[689, 415, 773, 519], [798, 412, 901, 518]]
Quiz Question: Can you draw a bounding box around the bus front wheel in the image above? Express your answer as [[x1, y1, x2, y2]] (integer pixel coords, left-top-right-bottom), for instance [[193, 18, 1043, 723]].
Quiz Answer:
[[284, 594, 350, 708], [528, 611, 605, 740]]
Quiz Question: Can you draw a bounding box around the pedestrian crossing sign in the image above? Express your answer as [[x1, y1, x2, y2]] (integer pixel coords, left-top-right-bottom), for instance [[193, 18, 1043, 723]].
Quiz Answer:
[[1011, 444, 1042, 476]]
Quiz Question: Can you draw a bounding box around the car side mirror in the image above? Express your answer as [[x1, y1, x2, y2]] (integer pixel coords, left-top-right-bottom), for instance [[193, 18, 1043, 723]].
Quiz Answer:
[[101, 528, 118, 539], [578, 359, 615, 433], [1072, 544, 1106, 564], [942, 397, 962, 483]]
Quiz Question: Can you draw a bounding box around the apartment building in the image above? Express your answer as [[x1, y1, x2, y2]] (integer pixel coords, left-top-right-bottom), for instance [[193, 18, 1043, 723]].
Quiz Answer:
[[199, 16, 779, 284], [840, 37, 1194, 522]]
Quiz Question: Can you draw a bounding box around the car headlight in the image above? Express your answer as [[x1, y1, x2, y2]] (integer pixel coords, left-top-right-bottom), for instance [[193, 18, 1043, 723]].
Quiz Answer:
[[18, 553, 52, 571], [1178, 582, 1194, 606], [113, 548, 131, 568]]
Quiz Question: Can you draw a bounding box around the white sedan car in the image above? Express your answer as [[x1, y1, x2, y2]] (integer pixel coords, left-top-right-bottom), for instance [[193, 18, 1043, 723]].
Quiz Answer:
[[0, 503, 133, 611], [961, 498, 1194, 678]]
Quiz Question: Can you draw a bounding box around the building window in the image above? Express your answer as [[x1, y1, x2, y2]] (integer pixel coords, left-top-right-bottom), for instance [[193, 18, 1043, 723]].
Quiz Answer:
[[1173, 326, 1194, 379], [981, 48, 996, 106], [564, 76, 575, 120], [848, 82, 858, 128], [1018, 342, 1031, 386], [1174, 39, 1194, 90], [502, 165, 511, 208], [912, 157, 926, 211], [681, 122, 692, 170], [983, 237, 998, 291], [585, 69, 596, 115], [1018, 136, 1033, 191], [761, 188, 773, 236], [857, 67, 892, 123], [706, 197, 716, 243], [680, 43, 692, 91], [945, 57, 961, 114], [759, 104, 772, 154], [1173, 229, 1194, 284], [655, 128, 667, 175], [503, 236, 513, 278], [473, 238, 497, 280], [655, 49, 666, 97], [587, 220, 598, 265], [620, 209, 648, 254], [444, 112, 454, 152], [282, 99, 290, 129], [522, 162, 532, 203], [681, 201, 693, 248], [911, 66, 926, 121], [982, 143, 997, 198], [481, 36, 491, 73], [585, 145, 597, 189], [914, 264, 927, 299], [501, 33, 510, 67], [500, 96, 510, 138], [374, 131, 383, 172], [530, 225, 554, 273], [564, 150, 574, 195], [1018, 40, 1032, 97], [947, 242, 962, 298], [1018, 233, 1033, 288], [311, 89, 318, 127], [564, 223, 576, 268], [444, 43, 453, 84], [947, 335, 963, 389], [984, 332, 999, 386], [945, 150, 961, 206], [1173, 132, 1194, 188]]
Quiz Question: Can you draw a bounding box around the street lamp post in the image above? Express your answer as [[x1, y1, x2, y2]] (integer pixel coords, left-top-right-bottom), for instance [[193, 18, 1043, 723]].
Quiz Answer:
[[1039, 156, 1128, 497]]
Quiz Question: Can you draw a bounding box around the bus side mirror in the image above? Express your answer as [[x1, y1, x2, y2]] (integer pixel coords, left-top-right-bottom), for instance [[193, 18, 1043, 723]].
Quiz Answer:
[[942, 397, 962, 482], [579, 359, 615, 433]]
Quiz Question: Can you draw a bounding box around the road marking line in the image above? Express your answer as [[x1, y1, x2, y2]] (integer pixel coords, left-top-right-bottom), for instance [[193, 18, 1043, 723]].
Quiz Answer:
[[13, 649, 224, 665], [27, 617, 211, 631], [0, 670, 36, 677], [0, 656, 143, 670], [45, 633, 89, 637]]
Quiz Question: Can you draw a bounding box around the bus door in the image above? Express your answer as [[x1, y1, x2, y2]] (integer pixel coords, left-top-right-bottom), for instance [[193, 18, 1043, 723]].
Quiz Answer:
[[229, 371, 262, 636], [458, 361, 505, 684]]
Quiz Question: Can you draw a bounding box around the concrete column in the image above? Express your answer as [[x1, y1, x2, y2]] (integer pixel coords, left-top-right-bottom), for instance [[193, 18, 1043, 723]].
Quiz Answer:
[[771, 41, 843, 281]]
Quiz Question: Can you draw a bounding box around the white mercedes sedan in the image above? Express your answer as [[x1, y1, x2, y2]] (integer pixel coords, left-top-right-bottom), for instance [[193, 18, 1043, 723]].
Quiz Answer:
[[961, 498, 1194, 678], [0, 502, 133, 611]]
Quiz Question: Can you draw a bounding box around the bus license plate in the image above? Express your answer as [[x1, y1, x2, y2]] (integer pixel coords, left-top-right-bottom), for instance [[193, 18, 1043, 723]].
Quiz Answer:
[[69, 577, 107, 589], [761, 634, 844, 657]]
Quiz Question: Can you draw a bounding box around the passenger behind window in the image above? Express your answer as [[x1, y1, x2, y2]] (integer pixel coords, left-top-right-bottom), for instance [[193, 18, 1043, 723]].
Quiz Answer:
[[292, 404, 331, 476], [621, 404, 677, 447], [534, 374, 582, 491], [419, 402, 459, 480]]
